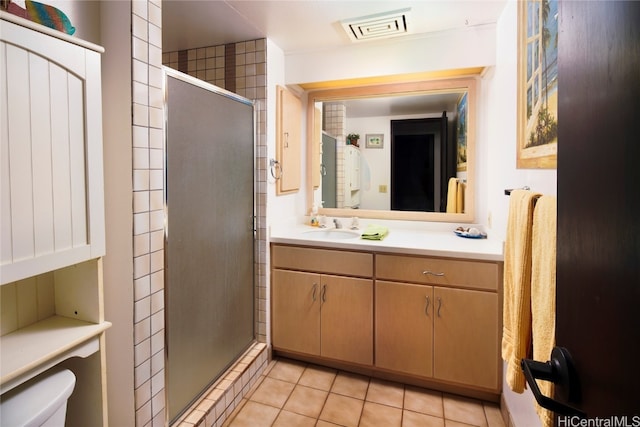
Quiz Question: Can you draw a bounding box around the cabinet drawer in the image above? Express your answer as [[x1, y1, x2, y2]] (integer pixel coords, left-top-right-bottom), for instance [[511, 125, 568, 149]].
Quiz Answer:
[[376, 254, 499, 291], [272, 245, 373, 277]]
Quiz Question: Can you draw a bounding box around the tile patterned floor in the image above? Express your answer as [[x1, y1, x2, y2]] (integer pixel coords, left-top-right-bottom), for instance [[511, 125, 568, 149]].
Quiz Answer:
[[223, 358, 506, 427]]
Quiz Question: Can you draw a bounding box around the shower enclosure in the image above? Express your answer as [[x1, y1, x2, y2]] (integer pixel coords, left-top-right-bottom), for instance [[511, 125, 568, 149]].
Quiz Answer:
[[163, 69, 255, 423]]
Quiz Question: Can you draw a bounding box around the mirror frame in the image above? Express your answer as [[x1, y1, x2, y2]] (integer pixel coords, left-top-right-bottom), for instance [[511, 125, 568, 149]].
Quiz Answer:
[[305, 76, 477, 223]]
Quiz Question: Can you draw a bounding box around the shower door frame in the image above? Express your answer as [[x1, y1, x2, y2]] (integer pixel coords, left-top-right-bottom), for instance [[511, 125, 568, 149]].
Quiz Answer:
[[162, 67, 257, 424]]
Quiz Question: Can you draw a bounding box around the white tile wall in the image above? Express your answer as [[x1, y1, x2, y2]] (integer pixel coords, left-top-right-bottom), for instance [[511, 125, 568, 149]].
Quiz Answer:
[[131, 2, 269, 424]]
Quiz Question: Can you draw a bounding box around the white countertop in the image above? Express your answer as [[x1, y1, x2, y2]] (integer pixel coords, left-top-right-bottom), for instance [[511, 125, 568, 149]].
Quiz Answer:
[[269, 219, 504, 262]]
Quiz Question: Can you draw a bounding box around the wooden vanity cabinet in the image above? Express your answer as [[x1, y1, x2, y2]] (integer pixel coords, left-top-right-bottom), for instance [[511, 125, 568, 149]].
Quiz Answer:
[[271, 245, 373, 365], [271, 244, 502, 395], [432, 286, 498, 389], [375, 254, 501, 392], [272, 269, 320, 355], [375, 281, 434, 377], [276, 86, 302, 194]]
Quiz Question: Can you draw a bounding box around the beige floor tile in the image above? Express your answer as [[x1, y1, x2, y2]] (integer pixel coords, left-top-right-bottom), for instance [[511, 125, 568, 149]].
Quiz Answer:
[[268, 359, 306, 383], [262, 359, 278, 376], [330, 371, 370, 400], [445, 420, 479, 427], [404, 386, 444, 417], [365, 378, 404, 408], [272, 409, 316, 427], [227, 401, 279, 427], [443, 394, 487, 427], [403, 410, 446, 427], [318, 393, 364, 427], [249, 377, 295, 408], [283, 384, 328, 418], [316, 421, 342, 427], [221, 399, 248, 427], [359, 401, 402, 427], [483, 403, 506, 427], [298, 364, 337, 391], [242, 375, 266, 400]]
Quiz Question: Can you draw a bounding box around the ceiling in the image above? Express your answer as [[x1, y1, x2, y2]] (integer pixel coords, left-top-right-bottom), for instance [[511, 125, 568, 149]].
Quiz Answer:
[[162, 1, 505, 117], [162, 0, 507, 54]]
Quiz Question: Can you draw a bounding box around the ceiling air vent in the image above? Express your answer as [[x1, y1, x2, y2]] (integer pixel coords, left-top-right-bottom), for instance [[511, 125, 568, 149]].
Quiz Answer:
[[341, 8, 411, 42]]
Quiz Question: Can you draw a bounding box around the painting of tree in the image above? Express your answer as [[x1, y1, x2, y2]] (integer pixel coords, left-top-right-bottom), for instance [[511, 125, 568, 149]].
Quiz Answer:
[[517, 0, 558, 168]]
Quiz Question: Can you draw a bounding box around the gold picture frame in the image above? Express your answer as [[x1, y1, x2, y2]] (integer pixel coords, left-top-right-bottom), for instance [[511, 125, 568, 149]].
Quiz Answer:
[[517, 0, 558, 169]]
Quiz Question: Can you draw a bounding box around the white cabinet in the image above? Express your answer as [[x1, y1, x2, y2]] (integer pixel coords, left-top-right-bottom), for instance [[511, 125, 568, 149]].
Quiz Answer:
[[343, 145, 361, 208], [1, 13, 105, 285], [1, 13, 109, 426]]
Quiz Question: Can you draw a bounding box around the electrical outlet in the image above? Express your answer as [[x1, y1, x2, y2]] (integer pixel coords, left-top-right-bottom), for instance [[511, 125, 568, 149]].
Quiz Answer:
[[379, 185, 387, 193]]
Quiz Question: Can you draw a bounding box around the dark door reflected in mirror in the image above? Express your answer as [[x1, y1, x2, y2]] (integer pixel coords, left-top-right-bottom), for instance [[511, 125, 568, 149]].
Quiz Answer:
[[391, 114, 455, 212]]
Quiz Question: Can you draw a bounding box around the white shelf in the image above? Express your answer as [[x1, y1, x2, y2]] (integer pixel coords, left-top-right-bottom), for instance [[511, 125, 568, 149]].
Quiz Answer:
[[0, 315, 111, 394]]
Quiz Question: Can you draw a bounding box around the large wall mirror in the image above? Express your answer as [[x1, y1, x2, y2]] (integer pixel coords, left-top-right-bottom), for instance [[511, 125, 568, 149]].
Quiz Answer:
[[305, 76, 477, 223]]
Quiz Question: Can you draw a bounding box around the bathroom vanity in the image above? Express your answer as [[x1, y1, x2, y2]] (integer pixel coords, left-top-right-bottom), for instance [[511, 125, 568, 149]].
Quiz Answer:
[[270, 222, 503, 401]]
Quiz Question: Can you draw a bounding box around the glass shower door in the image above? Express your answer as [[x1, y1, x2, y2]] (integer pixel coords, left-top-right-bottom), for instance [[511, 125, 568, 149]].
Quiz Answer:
[[164, 70, 255, 423]]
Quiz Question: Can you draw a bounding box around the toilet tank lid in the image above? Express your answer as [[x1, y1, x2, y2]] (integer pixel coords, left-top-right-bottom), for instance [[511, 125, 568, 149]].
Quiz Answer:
[[0, 369, 76, 426]]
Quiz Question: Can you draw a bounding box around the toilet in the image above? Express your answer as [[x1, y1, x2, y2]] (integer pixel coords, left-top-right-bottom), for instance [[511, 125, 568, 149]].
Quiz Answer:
[[0, 369, 76, 427]]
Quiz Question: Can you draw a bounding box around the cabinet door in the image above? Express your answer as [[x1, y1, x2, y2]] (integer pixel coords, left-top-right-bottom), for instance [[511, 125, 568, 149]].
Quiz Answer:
[[375, 281, 433, 377], [272, 269, 320, 355], [320, 275, 373, 365], [276, 86, 301, 194], [1, 20, 104, 285], [433, 287, 499, 390]]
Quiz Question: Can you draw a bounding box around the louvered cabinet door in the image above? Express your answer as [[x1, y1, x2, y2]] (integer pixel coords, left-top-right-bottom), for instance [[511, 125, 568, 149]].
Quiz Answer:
[[1, 19, 104, 284]]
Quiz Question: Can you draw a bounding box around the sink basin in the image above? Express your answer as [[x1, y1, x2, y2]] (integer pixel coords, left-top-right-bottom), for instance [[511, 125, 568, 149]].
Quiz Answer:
[[302, 229, 360, 240]]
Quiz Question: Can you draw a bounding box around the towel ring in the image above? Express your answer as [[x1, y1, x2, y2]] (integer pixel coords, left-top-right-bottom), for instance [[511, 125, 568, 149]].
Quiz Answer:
[[269, 159, 283, 180]]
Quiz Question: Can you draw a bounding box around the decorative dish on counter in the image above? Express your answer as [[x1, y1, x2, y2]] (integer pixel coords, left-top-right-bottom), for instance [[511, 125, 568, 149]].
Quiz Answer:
[[454, 226, 487, 239]]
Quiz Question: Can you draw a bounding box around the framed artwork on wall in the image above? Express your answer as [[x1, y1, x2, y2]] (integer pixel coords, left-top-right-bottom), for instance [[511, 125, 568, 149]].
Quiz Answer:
[[456, 92, 468, 172], [365, 134, 384, 149], [517, 0, 558, 169]]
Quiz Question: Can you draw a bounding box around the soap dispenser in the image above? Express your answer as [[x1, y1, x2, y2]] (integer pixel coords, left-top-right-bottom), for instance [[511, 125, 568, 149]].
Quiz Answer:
[[310, 204, 319, 226]]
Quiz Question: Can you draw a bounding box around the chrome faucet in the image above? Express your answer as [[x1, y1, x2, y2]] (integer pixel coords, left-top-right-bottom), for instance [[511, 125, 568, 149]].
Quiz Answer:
[[333, 218, 342, 229]]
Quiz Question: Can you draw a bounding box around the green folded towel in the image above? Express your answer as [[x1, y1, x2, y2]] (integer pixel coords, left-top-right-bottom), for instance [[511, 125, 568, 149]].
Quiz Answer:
[[361, 224, 389, 240]]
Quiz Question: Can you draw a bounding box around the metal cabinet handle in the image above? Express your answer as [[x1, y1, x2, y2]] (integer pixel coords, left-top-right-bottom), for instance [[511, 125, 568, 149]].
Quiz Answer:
[[312, 283, 318, 302], [436, 297, 442, 317], [321, 284, 327, 303], [422, 270, 445, 277], [425, 295, 430, 316]]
